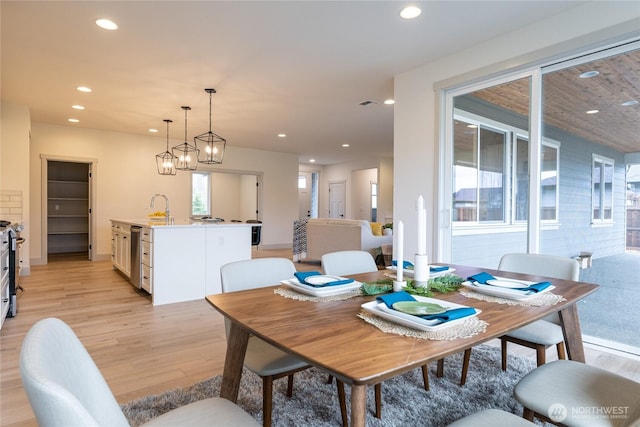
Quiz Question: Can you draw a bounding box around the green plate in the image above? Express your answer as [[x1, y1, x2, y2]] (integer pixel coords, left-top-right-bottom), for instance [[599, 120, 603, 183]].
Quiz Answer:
[[392, 301, 447, 315]]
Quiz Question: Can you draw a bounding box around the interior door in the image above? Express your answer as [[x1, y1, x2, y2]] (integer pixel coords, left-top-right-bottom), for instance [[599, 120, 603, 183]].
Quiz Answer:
[[298, 171, 312, 219], [329, 181, 346, 219]]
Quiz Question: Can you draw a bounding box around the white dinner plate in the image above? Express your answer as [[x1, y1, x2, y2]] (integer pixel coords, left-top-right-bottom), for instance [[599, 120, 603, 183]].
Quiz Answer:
[[462, 278, 555, 301], [361, 295, 480, 332], [485, 279, 529, 289], [280, 278, 362, 297], [303, 274, 347, 286]]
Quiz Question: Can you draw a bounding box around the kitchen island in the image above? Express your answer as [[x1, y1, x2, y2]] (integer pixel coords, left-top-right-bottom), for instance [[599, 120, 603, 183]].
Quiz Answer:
[[110, 219, 254, 305]]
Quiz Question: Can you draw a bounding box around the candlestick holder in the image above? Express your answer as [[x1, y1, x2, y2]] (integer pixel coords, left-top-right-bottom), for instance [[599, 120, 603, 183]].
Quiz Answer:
[[393, 280, 406, 292], [413, 254, 429, 288]]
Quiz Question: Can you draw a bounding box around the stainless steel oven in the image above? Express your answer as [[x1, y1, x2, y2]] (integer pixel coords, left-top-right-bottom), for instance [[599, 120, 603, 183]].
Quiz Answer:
[[6, 223, 24, 318]]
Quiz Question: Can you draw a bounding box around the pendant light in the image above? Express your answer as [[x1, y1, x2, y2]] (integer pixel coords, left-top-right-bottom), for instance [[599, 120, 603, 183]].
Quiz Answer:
[[156, 119, 177, 175], [172, 106, 199, 170], [195, 88, 226, 164]]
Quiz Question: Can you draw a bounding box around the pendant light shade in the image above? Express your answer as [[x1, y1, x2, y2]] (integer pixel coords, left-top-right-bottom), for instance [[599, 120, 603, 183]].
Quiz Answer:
[[156, 119, 177, 175], [172, 106, 199, 170], [195, 88, 226, 164]]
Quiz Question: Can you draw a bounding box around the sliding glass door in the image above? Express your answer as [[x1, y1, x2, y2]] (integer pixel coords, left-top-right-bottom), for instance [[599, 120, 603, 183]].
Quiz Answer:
[[445, 75, 534, 268]]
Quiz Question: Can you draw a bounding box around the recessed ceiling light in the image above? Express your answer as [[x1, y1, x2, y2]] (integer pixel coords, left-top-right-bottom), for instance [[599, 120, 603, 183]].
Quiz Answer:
[[68, 118, 79, 123], [277, 133, 286, 138], [586, 109, 599, 114], [342, 144, 350, 148], [148, 128, 158, 133], [400, 6, 422, 19], [96, 19, 118, 30], [309, 159, 316, 163], [579, 70, 599, 78], [621, 100, 638, 107], [76, 86, 92, 93], [72, 105, 85, 110], [384, 99, 395, 105]]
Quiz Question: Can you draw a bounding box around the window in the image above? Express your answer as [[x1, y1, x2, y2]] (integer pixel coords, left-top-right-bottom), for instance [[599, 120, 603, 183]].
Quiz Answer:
[[453, 111, 560, 226], [541, 143, 559, 221], [298, 175, 307, 189], [191, 172, 211, 216], [592, 154, 614, 222], [453, 118, 506, 223], [371, 182, 378, 222]]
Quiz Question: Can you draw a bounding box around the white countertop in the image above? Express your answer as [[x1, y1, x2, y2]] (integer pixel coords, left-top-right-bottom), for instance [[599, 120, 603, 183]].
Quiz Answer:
[[111, 219, 259, 228]]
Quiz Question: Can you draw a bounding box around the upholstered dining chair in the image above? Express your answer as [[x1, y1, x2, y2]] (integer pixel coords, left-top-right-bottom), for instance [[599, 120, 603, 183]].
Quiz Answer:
[[497, 253, 580, 369], [459, 253, 580, 385], [515, 360, 640, 426], [321, 250, 436, 420], [447, 408, 536, 426], [20, 317, 259, 427], [220, 257, 313, 427]]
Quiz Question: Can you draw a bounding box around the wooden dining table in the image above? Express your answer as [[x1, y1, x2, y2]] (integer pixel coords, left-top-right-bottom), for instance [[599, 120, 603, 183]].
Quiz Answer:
[[205, 264, 598, 427]]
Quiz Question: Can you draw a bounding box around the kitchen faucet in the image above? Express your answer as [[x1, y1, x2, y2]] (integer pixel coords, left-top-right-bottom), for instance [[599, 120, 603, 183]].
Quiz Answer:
[[150, 194, 170, 222]]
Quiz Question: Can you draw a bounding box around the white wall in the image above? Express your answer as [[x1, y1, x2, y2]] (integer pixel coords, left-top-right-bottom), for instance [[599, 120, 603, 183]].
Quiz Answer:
[[351, 168, 377, 221], [28, 122, 299, 262], [0, 102, 31, 272], [319, 157, 392, 219], [393, 2, 640, 263]]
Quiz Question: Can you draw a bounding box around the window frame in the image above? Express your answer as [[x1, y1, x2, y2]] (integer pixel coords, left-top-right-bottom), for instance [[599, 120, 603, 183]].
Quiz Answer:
[[191, 171, 211, 217], [591, 154, 614, 224], [453, 109, 560, 232]]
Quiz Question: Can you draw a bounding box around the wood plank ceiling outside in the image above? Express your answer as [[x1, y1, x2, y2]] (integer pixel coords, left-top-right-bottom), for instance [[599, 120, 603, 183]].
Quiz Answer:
[[472, 49, 640, 154]]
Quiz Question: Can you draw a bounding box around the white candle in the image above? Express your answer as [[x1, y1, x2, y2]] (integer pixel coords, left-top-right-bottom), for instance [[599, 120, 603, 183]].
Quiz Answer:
[[417, 195, 426, 255], [396, 220, 404, 282]]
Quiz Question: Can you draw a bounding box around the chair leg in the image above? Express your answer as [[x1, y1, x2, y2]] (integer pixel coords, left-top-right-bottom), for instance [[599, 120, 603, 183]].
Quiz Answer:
[[535, 345, 546, 367], [421, 364, 430, 391], [501, 338, 508, 371], [327, 374, 334, 384], [263, 376, 273, 427], [556, 342, 566, 360], [523, 407, 535, 421], [375, 383, 382, 419], [460, 349, 471, 386], [436, 358, 444, 377], [286, 374, 294, 397], [336, 379, 348, 427]]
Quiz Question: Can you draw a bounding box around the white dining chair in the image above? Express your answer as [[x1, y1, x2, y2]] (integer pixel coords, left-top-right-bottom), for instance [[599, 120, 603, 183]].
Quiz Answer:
[[447, 408, 536, 426], [321, 250, 379, 277], [497, 253, 580, 369], [459, 253, 580, 385], [515, 360, 640, 426], [20, 317, 259, 427], [220, 258, 313, 427], [321, 250, 437, 420]]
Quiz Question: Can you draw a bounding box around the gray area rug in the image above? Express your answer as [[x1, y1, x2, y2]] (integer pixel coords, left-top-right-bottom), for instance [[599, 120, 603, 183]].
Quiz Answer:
[[121, 344, 549, 426]]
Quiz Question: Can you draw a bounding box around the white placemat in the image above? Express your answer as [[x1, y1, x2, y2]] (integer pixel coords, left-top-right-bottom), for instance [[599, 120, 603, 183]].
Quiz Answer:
[[460, 289, 566, 306], [357, 311, 488, 340], [274, 286, 363, 302]]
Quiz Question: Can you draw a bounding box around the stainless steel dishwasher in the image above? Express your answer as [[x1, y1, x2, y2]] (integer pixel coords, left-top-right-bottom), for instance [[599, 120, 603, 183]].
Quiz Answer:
[[129, 226, 142, 288]]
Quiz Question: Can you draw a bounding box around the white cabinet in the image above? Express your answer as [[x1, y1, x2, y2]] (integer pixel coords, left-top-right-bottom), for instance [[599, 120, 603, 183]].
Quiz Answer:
[[140, 227, 152, 293], [110, 220, 252, 305], [1, 232, 10, 329], [111, 222, 130, 278]]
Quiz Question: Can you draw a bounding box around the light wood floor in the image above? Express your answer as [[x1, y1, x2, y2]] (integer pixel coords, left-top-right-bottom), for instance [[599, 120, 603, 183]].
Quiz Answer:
[[1, 249, 638, 427]]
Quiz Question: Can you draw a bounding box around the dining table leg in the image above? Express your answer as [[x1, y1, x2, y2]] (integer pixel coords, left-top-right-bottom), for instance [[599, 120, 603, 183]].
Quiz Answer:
[[219, 321, 250, 402], [350, 384, 367, 427], [558, 303, 586, 362]]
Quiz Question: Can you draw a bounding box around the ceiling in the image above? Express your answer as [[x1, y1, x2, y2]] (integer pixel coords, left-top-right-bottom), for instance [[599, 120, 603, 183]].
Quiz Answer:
[[4, 1, 624, 166], [473, 49, 640, 153]]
